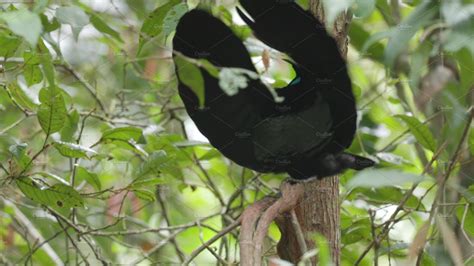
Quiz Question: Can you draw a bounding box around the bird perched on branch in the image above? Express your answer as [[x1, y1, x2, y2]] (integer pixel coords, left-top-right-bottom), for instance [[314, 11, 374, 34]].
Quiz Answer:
[[172, 0, 374, 180]]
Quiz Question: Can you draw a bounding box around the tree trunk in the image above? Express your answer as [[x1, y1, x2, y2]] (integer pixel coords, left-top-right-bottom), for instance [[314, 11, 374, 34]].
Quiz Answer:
[[275, 2, 351, 265]]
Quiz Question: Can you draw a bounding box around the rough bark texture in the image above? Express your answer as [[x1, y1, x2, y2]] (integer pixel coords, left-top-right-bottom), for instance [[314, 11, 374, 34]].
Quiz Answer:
[[276, 177, 341, 264], [240, 183, 305, 266], [275, 1, 352, 265]]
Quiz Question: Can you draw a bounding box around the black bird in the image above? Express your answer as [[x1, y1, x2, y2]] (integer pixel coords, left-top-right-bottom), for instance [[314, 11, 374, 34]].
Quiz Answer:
[[172, 0, 374, 180]]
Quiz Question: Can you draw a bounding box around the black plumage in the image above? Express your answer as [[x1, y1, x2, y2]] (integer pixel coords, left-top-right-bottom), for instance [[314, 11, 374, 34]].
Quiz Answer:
[[172, 0, 374, 180]]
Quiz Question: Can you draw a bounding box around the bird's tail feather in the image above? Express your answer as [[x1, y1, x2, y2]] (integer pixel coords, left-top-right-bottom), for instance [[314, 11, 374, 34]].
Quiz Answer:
[[339, 153, 376, 170]]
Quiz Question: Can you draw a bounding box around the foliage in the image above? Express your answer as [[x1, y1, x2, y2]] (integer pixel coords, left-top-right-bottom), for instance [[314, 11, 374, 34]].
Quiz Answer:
[[0, 0, 473, 265]]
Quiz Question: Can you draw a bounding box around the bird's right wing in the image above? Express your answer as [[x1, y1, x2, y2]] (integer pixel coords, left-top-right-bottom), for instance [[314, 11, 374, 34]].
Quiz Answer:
[[238, 0, 357, 151]]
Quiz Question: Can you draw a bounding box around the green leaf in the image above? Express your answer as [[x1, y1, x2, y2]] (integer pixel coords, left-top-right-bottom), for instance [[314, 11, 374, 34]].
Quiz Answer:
[[16, 177, 84, 209], [314, 234, 332, 265], [23, 50, 41, 65], [396, 115, 437, 152], [384, 1, 438, 67], [0, 31, 21, 56], [131, 178, 164, 189], [60, 110, 79, 142], [37, 86, 67, 135], [456, 49, 474, 93], [199, 149, 221, 160], [456, 200, 474, 237], [200, 59, 220, 78], [76, 167, 101, 191], [23, 64, 43, 86], [37, 172, 69, 185], [460, 185, 474, 204], [0, 10, 42, 46], [161, 3, 188, 39], [89, 13, 122, 42], [40, 14, 60, 32], [53, 141, 97, 159], [342, 222, 371, 245], [33, 0, 49, 13], [174, 55, 205, 107], [7, 83, 37, 111], [133, 189, 156, 202], [8, 143, 31, 173], [352, 0, 375, 18], [441, 1, 474, 27], [22, 50, 44, 86], [101, 127, 145, 143], [138, 0, 183, 52], [38, 40, 55, 86], [139, 150, 169, 177], [348, 169, 426, 189], [376, 152, 411, 166], [409, 42, 432, 91], [55, 6, 90, 40], [354, 187, 424, 209], [469, 129, 474, 156]]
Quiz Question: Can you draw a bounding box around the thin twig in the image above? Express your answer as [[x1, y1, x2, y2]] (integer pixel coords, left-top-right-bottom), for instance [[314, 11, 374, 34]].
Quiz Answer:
[[184, 217, 243, 265], [0, 115, 29, 135], [58, 63, 106, 112], [290, 209, 308, 262]]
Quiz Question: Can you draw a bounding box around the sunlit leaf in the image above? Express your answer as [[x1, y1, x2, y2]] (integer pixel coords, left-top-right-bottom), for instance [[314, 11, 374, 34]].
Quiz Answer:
[[314, 233, 332, 265], [23, 65, 43, 86], [76, 167, 101, 191], [23, 50, 41, 65], [7, 83, 37, 111], [384, 1, 438, 67], [8, 143, 31, 173], [396, 115, 437, 152], [53, 141, 97, 159], [37, 172, 69, 185], [348, 169, 426, 189], [352, 187, 424, 209], [38, 40, 55, 86], [455, 49, 474, 93], [138, 0, 183, 52], [174, 55, 205, 107], [33, 0, 49, 13], [470, 129, 474, 156], [162, 3, 188, 38], [89, 13, 122, 42], [37, 86, 67, 135], [0, 31, 21, 56], [133, 189, 156, 202], [352, 0, 375, 18], [40, 13, 60, 32], [60, 110, 79, 142], [138, 150, 170, 177], [16, 177, 84, 209], [131, 177, 164, 189], [56, 6, 90, 40], [101, 127, 146, 144], [0, 10, 42, 46]]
